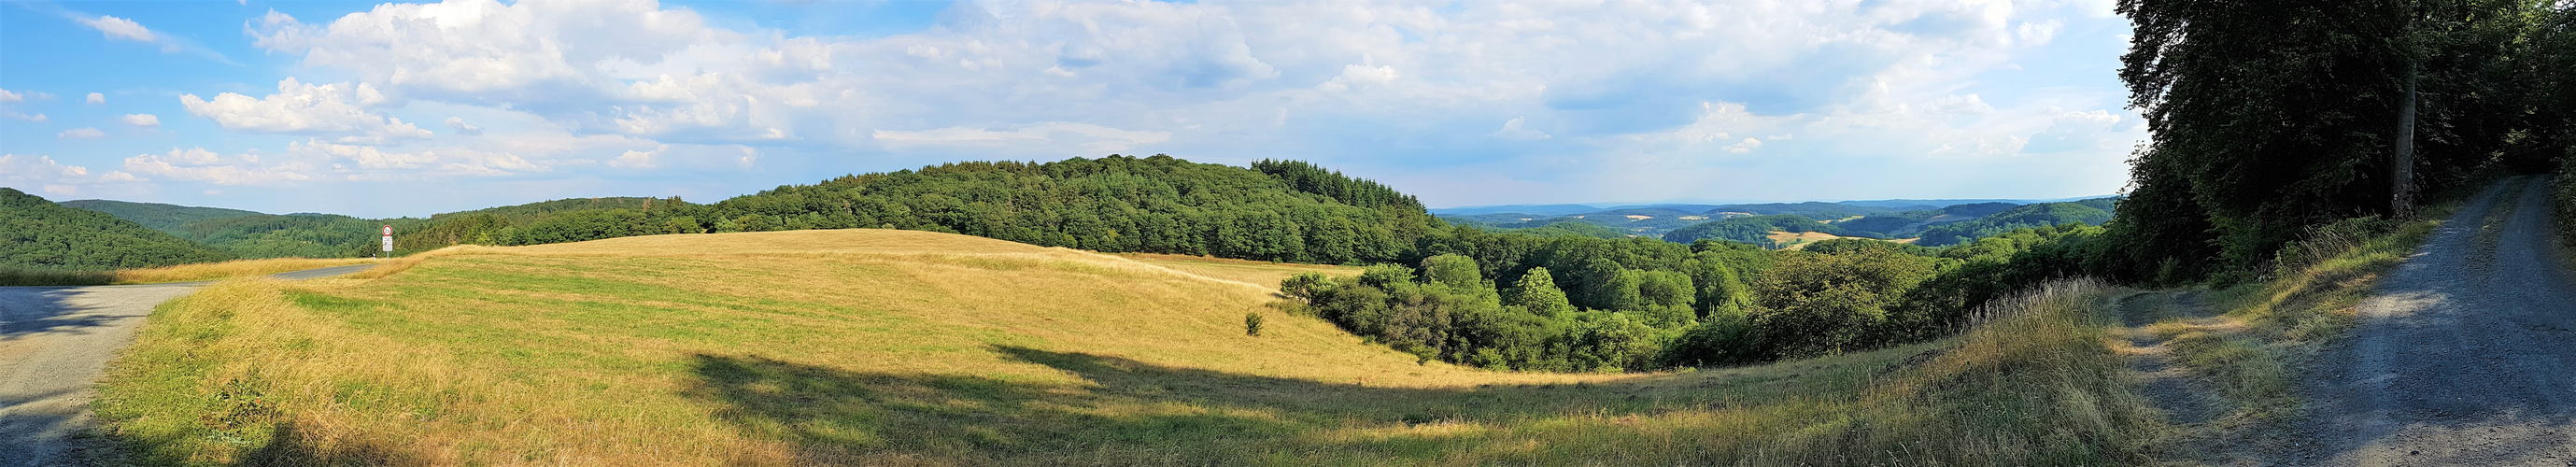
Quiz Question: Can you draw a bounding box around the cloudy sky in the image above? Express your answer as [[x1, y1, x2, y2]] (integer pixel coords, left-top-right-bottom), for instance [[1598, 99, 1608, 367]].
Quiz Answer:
[[1, 0, 2144, 218]]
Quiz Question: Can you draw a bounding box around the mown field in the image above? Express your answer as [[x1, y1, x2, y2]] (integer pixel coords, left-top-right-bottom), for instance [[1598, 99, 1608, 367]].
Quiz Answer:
[[0, 257, 382, 286], [95, 229, 2156, 465]]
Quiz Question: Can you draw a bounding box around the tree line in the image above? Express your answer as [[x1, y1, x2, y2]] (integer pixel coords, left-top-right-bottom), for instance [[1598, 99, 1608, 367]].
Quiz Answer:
[[2099, 0, 2575, 284], [1282, 223, 2103, 372]]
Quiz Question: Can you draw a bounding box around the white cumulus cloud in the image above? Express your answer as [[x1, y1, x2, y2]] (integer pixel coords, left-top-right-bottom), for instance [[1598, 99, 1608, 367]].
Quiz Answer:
[[444, 117, 484, 135], [5, 154, 148, 196], [86, 92, 105, 105], [180, 78, 432, 142], [78, 15, 155, 42], [874, 122, 1172, 155], [124, 147, 315, 186], [122, 114, 161, 127]]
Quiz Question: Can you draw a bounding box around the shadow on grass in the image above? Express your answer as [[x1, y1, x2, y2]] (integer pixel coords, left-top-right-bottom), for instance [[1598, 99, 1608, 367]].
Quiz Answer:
[[683, 346, 1760, 464]]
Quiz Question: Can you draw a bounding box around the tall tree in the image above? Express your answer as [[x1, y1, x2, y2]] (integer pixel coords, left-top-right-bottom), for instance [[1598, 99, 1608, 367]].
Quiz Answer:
[[2108, 0, 2552, 277]]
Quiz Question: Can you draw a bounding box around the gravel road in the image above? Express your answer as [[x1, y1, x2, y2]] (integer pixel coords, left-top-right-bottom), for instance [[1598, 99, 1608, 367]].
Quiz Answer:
[[0, 265, 374, 467], [2288, 176, 2576, 465]]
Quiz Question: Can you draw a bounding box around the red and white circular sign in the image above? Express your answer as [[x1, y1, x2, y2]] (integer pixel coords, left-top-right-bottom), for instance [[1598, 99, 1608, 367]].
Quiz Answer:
[[382, 225, 393, 235]]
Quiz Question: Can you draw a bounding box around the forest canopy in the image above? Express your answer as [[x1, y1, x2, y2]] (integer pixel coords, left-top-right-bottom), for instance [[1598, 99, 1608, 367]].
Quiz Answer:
[[2, 188, 232, 270]]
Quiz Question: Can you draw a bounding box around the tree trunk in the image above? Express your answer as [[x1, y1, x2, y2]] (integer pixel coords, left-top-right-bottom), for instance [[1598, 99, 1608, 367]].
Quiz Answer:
[[2394, 57, 2419, 219]]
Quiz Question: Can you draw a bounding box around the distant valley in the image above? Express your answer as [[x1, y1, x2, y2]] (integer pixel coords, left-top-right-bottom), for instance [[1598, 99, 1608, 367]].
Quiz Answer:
[[1433, 197, 2119, 248]]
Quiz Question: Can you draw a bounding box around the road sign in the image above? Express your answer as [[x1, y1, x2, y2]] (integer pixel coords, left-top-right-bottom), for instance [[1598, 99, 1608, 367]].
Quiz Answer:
[[382, 225, 393, 252]]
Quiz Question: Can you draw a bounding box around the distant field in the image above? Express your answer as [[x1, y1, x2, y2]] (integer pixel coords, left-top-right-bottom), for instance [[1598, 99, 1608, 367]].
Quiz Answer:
[[1764, 231, 1923, 249], [1767, 231, 1852, 249], [98, 229, 2151, 465]]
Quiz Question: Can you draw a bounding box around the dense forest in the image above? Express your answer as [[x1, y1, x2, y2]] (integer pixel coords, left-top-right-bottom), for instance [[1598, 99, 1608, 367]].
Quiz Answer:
[[2097, 0, 2575, 284], [367, 156, 1442, 264], [1911, 198, 2118, 247], [57, 200, 262, 230], [1, 189, 232, 269]]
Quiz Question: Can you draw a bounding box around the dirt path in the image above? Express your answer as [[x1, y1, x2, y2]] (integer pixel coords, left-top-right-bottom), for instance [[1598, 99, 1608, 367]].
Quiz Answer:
[[2286, 176, 2576, 465], [0, 265, 375, 467], [2117, 291, 2256, 465]]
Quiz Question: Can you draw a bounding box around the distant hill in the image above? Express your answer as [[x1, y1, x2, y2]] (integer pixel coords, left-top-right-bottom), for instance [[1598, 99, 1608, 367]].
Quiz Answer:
[[430, 196, 672, 222], [1833, 199, 2033, 209], [1428, 204, 1603, 216], [2, 188, 233, 269], [61, 199, 266, 231], [1912, 198, 2119, 247], [1438, 200, 1971, 238], [1695, 202, 1903, 219], [1827, 202, 2026, 238], [169, 213, 386, 259], [1660, 214, 1855, 247]]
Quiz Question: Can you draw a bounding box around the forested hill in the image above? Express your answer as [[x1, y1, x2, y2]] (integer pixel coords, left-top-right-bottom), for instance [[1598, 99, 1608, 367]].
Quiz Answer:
[[429, 197, 670, 222], [1911, 198, 2118, 247], [395, 155, 1443, 265], [2, 188, 232, 269], [60, 199, 264, 230]]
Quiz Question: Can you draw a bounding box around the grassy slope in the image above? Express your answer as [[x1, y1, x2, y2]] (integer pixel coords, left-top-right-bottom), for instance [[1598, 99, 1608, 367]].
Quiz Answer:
[[97, 229, 2154, 465]]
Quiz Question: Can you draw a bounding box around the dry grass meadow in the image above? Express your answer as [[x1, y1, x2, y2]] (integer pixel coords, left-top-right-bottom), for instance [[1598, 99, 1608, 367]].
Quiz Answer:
[[94, 229, 2157, 465], [0, 257, 381, 286]]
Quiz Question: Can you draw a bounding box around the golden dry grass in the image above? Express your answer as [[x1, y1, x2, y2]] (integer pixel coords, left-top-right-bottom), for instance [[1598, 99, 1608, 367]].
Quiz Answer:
[[113, 258, 383, 284], [96, 229, 2154, 465], [0, 258, 382, 286], [1767, 230, 1908, 249]]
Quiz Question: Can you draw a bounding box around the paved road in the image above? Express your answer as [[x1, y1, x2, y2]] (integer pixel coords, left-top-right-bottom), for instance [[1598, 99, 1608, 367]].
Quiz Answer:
[[2289, 176, 2576, 465], [0, 265, 374, 467]]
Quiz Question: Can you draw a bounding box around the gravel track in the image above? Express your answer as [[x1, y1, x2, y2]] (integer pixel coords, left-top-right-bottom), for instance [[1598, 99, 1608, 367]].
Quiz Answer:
[[2287, 176, 2576, 465], [0, 265, 375, 467]]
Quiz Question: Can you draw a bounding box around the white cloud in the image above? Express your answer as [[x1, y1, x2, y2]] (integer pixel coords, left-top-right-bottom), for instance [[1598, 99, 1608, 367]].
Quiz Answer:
[[181, 0, 2140, 205], [0, 89, 21, 103], [444, 117, 483, 135], [610, 145, 663, 169], [1726, 137, 1763, 153], [873, 122, 1172, 154], [180, 78, 432, 142], [1932, 94, 1995, 114], [86, 92, 105, 105], [59, 128, 106, 139], [1316, 64, 1399, 92], [4, 112, 43, 122], [124, 148, 314, 186], [1491, 117, 1550, 141], [77, 15, 155, 42], [4, 154, 148, 196], [122, 114, 161, 127]]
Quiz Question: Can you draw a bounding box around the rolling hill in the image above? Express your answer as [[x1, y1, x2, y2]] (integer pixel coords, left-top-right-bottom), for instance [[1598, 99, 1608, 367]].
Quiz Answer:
[[95, 228, 2149, 465], [1912, 198, 2119, 247], [57, 199, 266, 230], [1, 188, 233, 269]]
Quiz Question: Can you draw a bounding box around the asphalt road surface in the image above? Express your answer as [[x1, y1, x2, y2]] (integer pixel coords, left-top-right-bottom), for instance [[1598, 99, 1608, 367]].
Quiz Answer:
[[0, 265, 374, 467], [2288, 176, 2576, 465]]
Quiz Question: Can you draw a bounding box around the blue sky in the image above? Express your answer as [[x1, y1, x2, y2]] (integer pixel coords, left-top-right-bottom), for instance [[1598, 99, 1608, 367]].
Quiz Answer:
[[2, 0, 2145, 218]]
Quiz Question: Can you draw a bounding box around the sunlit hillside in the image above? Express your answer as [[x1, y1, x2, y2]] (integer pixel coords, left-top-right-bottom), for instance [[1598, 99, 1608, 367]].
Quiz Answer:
[[97, 228, 2150, 465]]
